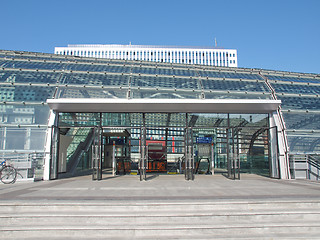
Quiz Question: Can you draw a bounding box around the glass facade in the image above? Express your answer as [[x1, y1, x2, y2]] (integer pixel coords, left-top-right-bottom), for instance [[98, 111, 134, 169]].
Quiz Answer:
[[0, 50, 319, 181], [55, 112, 270, 179]]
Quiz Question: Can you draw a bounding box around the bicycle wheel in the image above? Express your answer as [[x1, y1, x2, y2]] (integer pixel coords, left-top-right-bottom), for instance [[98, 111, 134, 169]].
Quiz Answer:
[[1, 166, 17, 184]]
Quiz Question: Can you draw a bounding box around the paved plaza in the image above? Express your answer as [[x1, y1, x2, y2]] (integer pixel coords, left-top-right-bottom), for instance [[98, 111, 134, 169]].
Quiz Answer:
[[1, 174, 320, 202]]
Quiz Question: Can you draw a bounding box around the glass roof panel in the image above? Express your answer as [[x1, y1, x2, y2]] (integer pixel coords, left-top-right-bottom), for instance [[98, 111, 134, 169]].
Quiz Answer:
[[56, 87, 128, 99], [267, 75, 320, 84], [0, 70, 61, 84], [204, 91, 271, 100], [2, 60, 65, 70], [131, 75, 199, 90], [130, 88, 201, 99], [0, 60, 9, 67], [65, 63, 131, 73], [202, 79, 269, 92], [132, 67, 198, 77], [282, 113, 320, 130], [11, 86, 55, 102], [278, 96, 320, 110], [270, 82, 320, 95], [62, 73, 130, 86], [287, 134, 320, 153], [200, 71, 263, 80]]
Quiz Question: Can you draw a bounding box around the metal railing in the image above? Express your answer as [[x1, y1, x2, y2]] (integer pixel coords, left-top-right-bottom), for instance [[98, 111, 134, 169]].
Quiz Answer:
[[289, 154, 320, 180], [0, 151, 47, 181]]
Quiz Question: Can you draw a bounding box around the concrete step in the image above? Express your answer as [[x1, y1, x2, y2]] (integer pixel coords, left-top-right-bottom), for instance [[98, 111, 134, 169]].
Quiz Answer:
[[2, 213, 320, 228], [1, 200, 320, 213], [2, 226, 320, 239], [2, 218, 320, 229], [1, 201, 320, 239], [2, 209, 320, 216]]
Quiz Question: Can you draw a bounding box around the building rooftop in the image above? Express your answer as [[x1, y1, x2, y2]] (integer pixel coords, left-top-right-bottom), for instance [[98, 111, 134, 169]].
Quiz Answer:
[[65, 44, 228, 50]]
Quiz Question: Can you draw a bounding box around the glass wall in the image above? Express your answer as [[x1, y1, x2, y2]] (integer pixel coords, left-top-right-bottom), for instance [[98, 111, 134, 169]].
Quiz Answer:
[[54, 112, 271, 179]]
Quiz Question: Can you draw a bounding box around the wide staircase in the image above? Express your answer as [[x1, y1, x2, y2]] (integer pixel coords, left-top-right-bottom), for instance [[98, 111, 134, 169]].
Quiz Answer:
[[1, 200, 320, 239]]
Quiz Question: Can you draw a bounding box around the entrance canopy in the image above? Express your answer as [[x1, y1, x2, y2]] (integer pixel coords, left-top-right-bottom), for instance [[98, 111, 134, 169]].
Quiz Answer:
[[47, 99, 281, 113]]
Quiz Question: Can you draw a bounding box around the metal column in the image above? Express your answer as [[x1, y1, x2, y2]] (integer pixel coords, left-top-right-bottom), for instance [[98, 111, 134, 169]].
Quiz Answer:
[[112, 142, 116, 176], [230, 127, 240, 180], [139, 113, 147, 181], [92, 126, 102, 181], [227, 128, 231, 178], [185, 127, 194, 181], [211, 142, 214, 175]]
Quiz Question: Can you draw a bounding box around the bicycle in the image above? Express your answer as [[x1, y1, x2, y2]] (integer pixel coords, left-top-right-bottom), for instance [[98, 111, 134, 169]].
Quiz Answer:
[[0, 160, 17, 184]]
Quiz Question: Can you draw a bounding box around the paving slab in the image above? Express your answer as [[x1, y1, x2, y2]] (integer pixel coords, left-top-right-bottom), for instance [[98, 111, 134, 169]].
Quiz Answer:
[[0, 174, 319, 203]]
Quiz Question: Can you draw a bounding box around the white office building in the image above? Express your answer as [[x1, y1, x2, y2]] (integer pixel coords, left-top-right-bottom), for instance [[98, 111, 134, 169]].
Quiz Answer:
[[54, 44, 238, 67]]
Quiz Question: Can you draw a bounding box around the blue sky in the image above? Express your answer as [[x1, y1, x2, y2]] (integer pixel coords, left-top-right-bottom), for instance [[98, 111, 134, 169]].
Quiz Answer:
[[1, 0, 319, 74]]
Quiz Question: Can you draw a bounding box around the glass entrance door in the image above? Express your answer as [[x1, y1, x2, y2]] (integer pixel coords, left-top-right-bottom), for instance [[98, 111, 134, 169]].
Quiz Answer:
[[192, 128, 216, 176]]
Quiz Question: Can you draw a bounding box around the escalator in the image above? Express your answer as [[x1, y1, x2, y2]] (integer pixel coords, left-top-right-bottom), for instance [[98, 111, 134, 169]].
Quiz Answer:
[[58, 127, 94, 178]]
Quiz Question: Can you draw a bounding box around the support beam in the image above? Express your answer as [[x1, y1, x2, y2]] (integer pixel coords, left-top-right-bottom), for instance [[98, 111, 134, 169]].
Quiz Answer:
[[47, 99, 281, 114]]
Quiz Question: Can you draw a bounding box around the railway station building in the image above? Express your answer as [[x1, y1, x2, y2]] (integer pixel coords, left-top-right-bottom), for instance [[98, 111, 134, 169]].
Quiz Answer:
[[0, 49, 319, 181]]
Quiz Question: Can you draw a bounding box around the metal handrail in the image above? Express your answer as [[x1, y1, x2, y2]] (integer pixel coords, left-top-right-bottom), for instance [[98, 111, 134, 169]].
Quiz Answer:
[[290, 154, 320, 180], [0, 151, 47, 180]]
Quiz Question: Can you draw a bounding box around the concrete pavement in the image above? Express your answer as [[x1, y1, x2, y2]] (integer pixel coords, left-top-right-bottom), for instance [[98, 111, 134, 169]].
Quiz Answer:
[[1, 173, 320, 202]]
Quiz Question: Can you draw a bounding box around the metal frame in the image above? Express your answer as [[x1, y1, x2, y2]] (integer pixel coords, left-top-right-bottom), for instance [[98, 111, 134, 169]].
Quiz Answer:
[[50, 110, 274, 181], [47, 99, 281, 114]]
